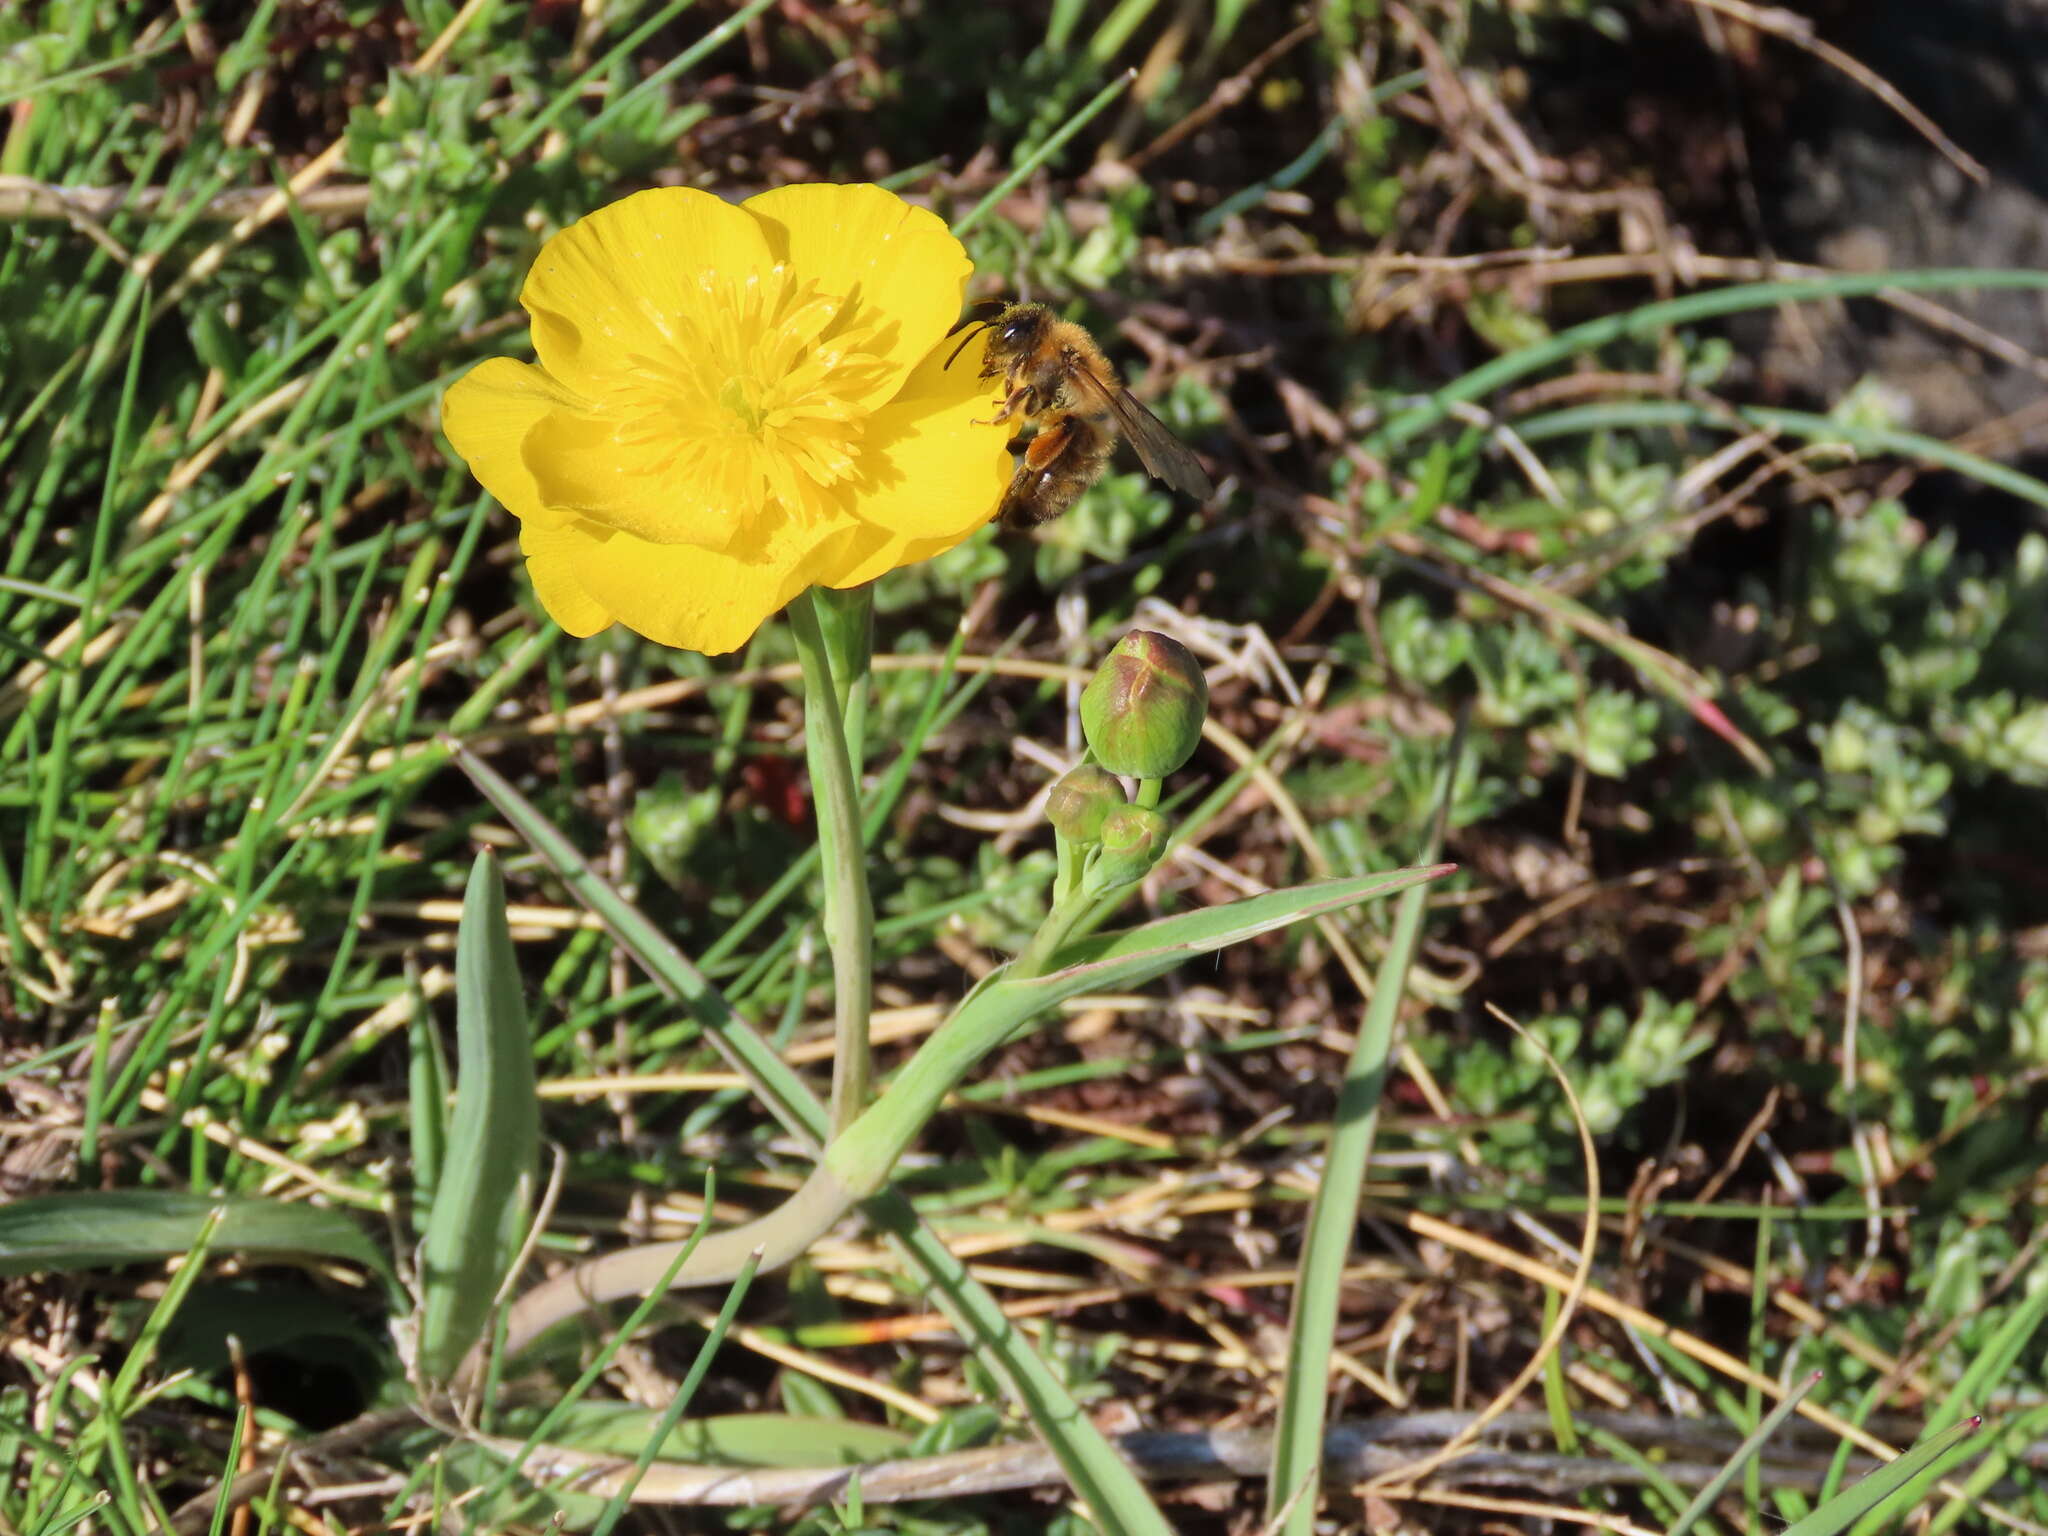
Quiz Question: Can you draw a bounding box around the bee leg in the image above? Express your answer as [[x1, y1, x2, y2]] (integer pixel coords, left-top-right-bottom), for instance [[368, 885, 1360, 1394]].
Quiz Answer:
[[972, 385, 1034, 428], [1020, 415, 1079, 469], [994, 416, 1084, 528]]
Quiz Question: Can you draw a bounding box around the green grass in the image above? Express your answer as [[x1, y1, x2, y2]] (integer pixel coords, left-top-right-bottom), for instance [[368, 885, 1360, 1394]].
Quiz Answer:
[[4, 2, 2048, 1534]]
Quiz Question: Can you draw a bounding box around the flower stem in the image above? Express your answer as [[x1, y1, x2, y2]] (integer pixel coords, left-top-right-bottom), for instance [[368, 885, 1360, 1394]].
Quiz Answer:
[[811, 583, 874, 770], [788, 591, 875, 1137], [1012, 886, 1092, 981], [1052, 830, 1084, 908]]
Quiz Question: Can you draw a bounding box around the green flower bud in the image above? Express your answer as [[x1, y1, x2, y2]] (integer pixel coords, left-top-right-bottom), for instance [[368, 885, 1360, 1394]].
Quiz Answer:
[[1079, 630, 1209, 779], [1084, 802, 1169, 895], [1045, 763, 1127, 844]]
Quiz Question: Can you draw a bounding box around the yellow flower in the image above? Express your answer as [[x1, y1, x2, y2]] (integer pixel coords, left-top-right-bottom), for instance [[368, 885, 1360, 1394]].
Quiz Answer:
[[441, 184, 1012, 655]]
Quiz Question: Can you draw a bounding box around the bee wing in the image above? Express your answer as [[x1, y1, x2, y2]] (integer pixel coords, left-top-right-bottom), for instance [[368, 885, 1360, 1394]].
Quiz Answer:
[[1066, 367, 1214, 501]]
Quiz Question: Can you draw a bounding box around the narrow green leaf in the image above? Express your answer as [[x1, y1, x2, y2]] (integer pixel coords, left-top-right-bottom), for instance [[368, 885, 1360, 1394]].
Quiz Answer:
[[1518, 399, 2048, 517], [463, 1187, 726, 1524], [951, 70, 1136, 238], [1666, 1371, 1824, 1536], [1051, 865, 1454, 981], [859, 1190, 1178, 1536], [450, 741, 823, 1153], [1377, 269, 2048, 454], [1539, 1288, 1578, 1456], [206, 1406, 251, 1536], [1266, 730, 1462, 1536], [1084, 0, 1163, 67], [406, 958, 449, 1239], [441, 1410, 905, 1529], [819, 864, 1457, 1198], [29, 1493, 110, 1536], [1920, 1403, 2048, 1536], [0, 575, 84, 605], [106, 1204, 224, 1411], [548, 1406, 906, 1466], [416, 850, 540, 1384], [0, 1191, 390, 1284], [589, 1249, 764, 1536], [1779, 1418, 1985, 1536], [775, 1370, 843, 1423], [1931, 1264, 2048, 1426], [563, 0, 780, 154]]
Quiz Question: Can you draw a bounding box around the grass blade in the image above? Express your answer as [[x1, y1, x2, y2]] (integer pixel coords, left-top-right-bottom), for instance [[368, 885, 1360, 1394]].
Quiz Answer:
[[104, 1203, 224, 1410], [1515, 399, 2048, 516], [951, 70, 1136, 238], [863, 1191, 1176, 1536], [0, 1190, 391, 1287], [823, 863, 1461, 1200], [415, 851, 540, 1384], [1376, 268, 2048, 454], [449, 741, 825, 1150], [1779, 1417, 1985, 1536], [1264, 728, 1463, 1536], [587, 1247, 763, 1536], [459, 1193, 724, 1524], [1666, 1370, 1825, 1536]]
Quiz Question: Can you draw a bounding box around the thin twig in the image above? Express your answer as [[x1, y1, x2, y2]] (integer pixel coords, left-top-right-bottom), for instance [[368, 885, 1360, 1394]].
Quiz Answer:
[[0, 179, 373, 224], [1121, 20, 1320, 173], [1678, 0, 1987, 185], [428, 1409, 2044, 1509]]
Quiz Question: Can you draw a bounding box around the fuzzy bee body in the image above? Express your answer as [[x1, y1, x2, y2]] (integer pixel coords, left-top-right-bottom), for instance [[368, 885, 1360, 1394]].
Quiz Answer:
[[944, 302, 1213, 529]]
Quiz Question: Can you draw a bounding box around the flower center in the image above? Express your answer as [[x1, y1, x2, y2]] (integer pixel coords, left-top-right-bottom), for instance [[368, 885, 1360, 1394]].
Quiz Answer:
[[617, 264, 898, 522], [718, 376, 766, 433]]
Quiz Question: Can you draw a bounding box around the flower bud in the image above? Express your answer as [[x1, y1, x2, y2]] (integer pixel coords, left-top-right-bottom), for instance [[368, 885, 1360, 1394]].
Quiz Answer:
[[1079, 631, 1209, 779], [1084, 803, 1169, 895], [1045, 763, 1127, 845]]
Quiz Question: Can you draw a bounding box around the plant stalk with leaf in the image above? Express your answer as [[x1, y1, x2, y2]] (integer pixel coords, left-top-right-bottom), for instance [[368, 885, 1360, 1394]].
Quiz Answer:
[[420, 176, 1452, 1531], [445, 600, 1450, 1375]]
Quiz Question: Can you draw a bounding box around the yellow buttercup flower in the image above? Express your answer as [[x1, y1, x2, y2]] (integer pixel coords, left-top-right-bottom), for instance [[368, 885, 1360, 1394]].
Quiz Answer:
[[442, 183, 1012, 655]]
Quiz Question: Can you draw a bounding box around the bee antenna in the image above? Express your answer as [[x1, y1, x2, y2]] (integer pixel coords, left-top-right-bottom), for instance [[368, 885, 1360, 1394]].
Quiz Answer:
[[944, 322, 990, 371], [946, 298, 1006, 335]]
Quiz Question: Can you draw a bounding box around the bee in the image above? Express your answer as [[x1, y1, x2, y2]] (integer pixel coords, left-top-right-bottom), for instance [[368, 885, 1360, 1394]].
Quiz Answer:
[[944, 300, 1213, 529]]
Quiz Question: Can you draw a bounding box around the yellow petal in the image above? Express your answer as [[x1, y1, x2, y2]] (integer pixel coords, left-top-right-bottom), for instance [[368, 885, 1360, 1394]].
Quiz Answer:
[[520, 188, 774, 396], [565, 501, 858, 657], [744, 183, 971, 410], [440, 358, 581, 529], [844, 331, 1014, 541], [520, 521, 614, 637], [521, 399, 744, 549], [825, 519, 987, 590]]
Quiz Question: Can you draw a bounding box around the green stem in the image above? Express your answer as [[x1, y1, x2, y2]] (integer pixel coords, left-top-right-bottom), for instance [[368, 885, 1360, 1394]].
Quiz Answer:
[[787, 591, 875, 1137], [1052, 831, 1084, 908], [1134, 777, 1161, 809], [1012, 890, 1092, 981], [811, 583, 874, 771]]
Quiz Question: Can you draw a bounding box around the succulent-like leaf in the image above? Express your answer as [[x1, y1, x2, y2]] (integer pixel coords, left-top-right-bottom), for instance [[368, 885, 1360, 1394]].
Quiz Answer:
[[415, 850, 540, 1383], [0, 1190, 390, 1286]]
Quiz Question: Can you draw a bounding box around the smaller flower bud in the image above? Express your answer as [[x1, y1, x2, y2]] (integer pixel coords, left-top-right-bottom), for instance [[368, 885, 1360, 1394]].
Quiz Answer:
[[1079, 631, 1209, 780], [1045, 763, 1127, 845], [1084, 803, 1169, 895]]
